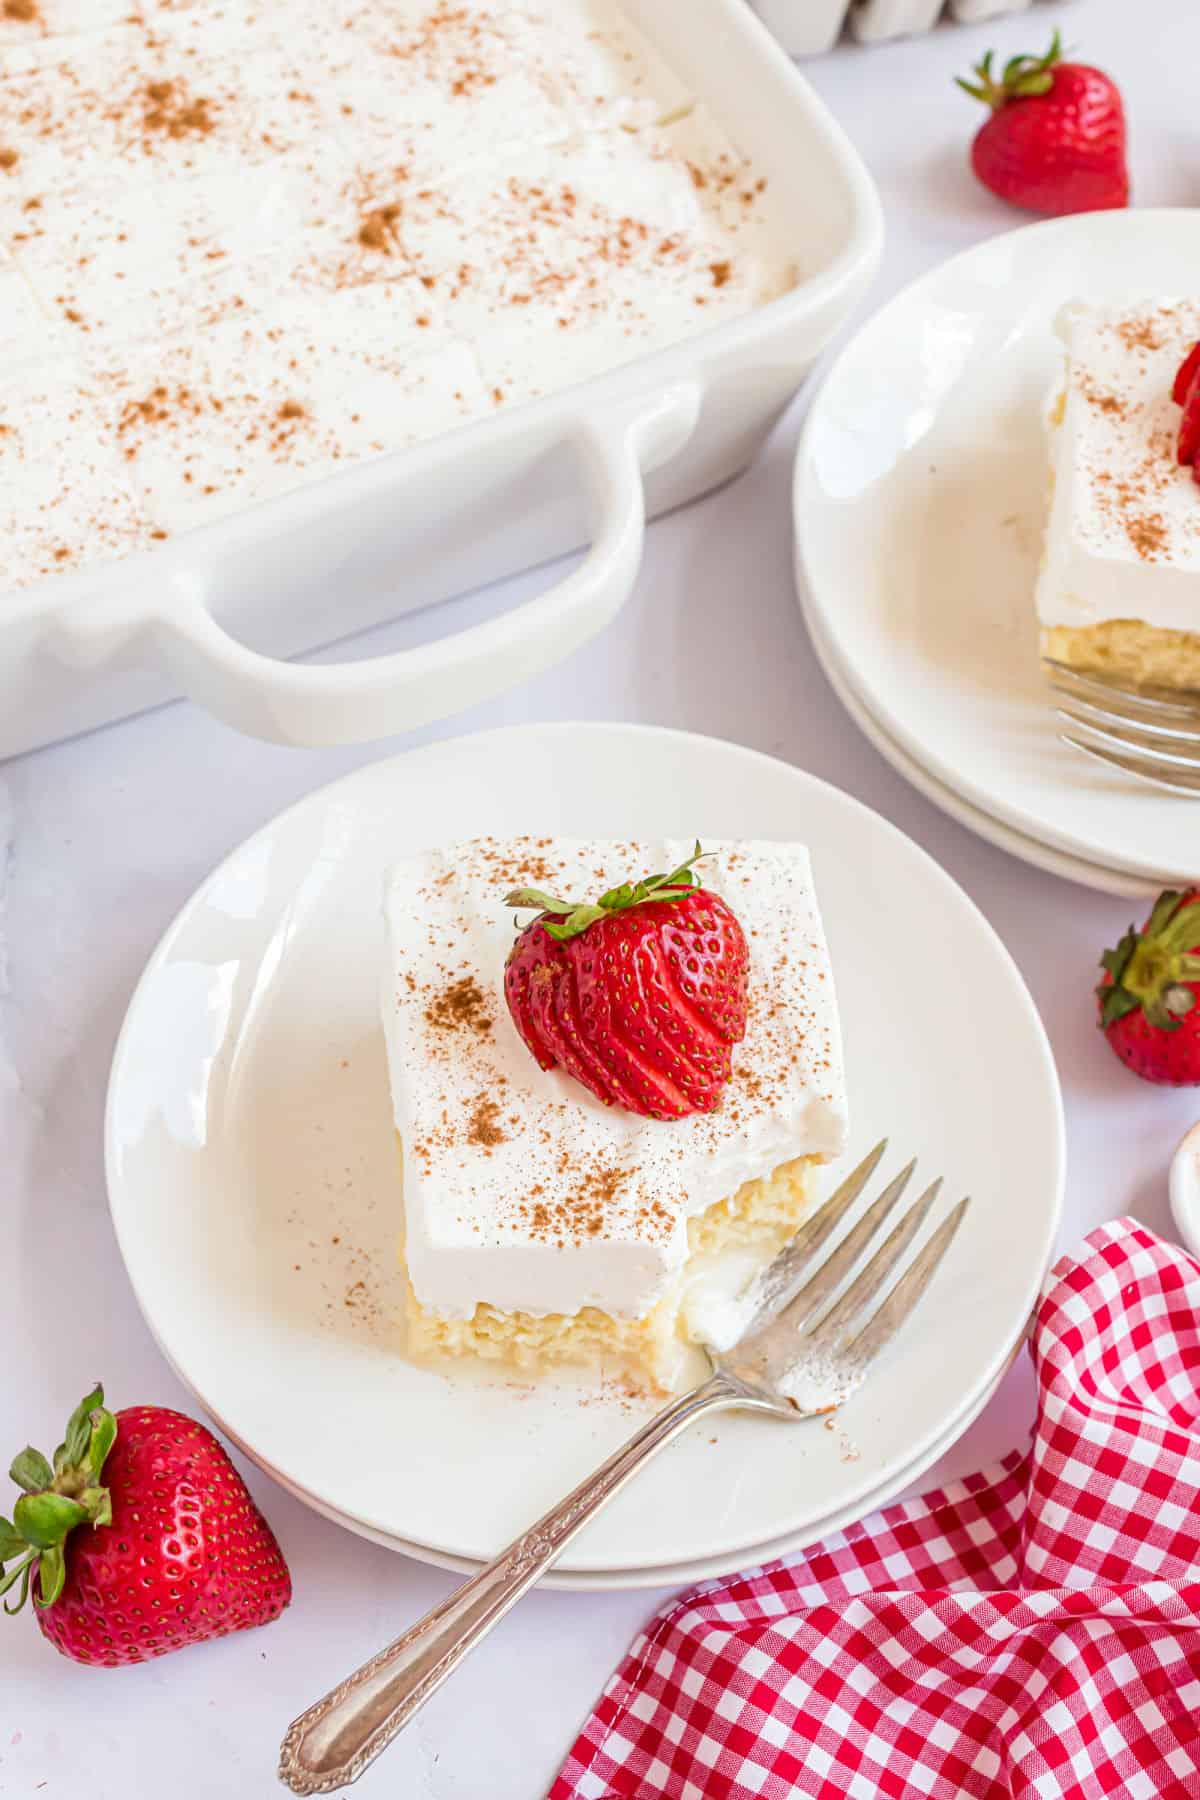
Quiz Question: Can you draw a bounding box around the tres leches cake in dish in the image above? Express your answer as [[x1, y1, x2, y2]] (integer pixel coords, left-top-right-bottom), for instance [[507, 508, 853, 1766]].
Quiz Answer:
[[381, 838, 847, 1391], [1037, 300, 1200, 692], [0, 0, 797, 592]]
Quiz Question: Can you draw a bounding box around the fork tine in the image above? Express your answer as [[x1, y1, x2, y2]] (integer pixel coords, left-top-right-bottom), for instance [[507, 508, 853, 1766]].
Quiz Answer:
[[751, 1139, 889, 1313], [769, 1159, 919, 1331], [1043, 659, 1200, 722], [1055, 706, 1200, 763], [1054, 697, 1200, 750], [1043, 654, 1200, 793], [840, 1197, 971, 1373], [1059, 732, 1200, 797], [804, 1177, 942, 1348]]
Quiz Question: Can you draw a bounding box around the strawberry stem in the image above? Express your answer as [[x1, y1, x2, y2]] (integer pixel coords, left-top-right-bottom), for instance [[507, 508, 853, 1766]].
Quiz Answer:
[[2, 1383, 117, 1617], [955, 30, 1061, 110], [505, 843, 712, 944], [1100, 893, 1200, 1033]]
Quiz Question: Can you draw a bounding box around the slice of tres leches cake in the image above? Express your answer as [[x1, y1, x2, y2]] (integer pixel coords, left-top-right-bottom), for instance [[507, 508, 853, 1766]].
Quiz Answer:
[[1037, 299, 1200, 692], [381, 837, 847, 1391]]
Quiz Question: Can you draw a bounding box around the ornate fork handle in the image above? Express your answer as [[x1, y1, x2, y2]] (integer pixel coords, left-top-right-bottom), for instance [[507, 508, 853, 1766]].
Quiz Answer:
[[278, 1370, 745, 1795]]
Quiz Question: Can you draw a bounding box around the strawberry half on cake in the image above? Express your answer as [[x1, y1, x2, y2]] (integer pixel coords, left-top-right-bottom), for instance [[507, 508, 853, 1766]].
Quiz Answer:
[[381, 838, 847, 1391], [1037, 299, 1200, 692]]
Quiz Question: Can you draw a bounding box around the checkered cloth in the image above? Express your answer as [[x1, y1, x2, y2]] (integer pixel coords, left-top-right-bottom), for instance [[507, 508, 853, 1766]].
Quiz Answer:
[[553, 1219, 1200, 1800]]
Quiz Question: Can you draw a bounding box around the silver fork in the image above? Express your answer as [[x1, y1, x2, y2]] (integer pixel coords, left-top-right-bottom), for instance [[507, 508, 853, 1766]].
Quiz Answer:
[[278, 1142, 968, 1796], [1045, 658, 1200, 797]]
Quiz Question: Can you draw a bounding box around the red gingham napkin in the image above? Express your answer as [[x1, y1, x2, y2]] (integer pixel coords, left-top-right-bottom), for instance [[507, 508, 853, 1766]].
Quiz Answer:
[[553, 1219, 1200, 1800]]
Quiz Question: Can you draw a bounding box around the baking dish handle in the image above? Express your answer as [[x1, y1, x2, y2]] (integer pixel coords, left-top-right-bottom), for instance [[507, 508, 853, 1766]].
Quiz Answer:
[[97, 383, 699, 746]]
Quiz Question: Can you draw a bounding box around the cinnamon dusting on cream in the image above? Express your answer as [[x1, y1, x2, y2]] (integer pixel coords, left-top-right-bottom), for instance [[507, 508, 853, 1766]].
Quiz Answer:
[[142, 79, 216, 141], [358, 203, 402, 253], [466, 1098, 507, 1148], [1125, 513, 1168, 561], [425, 973, 494, 1040]]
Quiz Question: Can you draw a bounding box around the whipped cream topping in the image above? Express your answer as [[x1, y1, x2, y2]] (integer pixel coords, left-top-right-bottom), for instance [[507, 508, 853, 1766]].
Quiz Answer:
[[0, 0, 796, 590], [0, 358, 156, 589], [382, 838, 848, 1323], [1036, 299, 1200, 634]]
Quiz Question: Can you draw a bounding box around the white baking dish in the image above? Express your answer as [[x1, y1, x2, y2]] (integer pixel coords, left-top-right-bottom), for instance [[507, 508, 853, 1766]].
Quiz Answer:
[[2, 0, 881, 757]]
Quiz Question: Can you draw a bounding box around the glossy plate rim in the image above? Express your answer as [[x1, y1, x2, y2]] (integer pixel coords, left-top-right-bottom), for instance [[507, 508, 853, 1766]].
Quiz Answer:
[[800, 598, 1162, 900], [242, 1345, 1017, 1591]]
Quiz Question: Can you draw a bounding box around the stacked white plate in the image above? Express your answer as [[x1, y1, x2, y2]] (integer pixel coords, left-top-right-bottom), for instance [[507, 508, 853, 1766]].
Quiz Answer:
[[749, 0, 1068, 60], [106, 724, 1063, 1588], [795, 209, 1200, 904]]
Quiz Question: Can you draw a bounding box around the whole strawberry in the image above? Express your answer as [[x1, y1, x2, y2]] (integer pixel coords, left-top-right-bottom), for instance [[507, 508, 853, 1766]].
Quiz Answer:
[[957, 32, 1128, 217], [503, 843, 748, 1119], [0, 1384, 291, 1665], [1099, 890, 1200, 1085]]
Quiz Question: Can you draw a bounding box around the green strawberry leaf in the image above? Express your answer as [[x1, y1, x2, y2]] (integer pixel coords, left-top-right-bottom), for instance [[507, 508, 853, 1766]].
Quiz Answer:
[[545, 905, 609, 943], [1161, 906, 1200, 955], [9, 1449, 52, 1495], [13, 1492, 89, 1550], [58, 1385, 104, 1474], [33, 1546, 65, 1611], [1146, 890, 1184, 939], [504, 887, 574, 914], [1099, 929, 1139, 987], [512, 844, 714, 943], [663, 843, 705, 888], [84, 1410, 117, 1486], [0, 1552, 34, 1613], [957, 31, 1061, 109], [1099, 986, 1141, 1030], [79, 1486, 112, 1529], [1142, 992, 1183, 1033], [0, 1517, 24, 1563], [1000, 52, 1026, 83]]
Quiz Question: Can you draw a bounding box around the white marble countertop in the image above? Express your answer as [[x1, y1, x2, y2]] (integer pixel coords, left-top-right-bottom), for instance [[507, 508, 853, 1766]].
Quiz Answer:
[[2, 2, 1198, 1794]]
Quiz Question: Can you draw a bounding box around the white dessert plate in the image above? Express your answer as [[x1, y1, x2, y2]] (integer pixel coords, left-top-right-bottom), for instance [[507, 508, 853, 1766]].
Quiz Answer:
[[1169, 1121, 1200, 1263], [802, 600, 1163, 900], [795, 208, 1200, 889], [106, 722, 1064, 1575], [245, 1345, 1015, 1591]]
